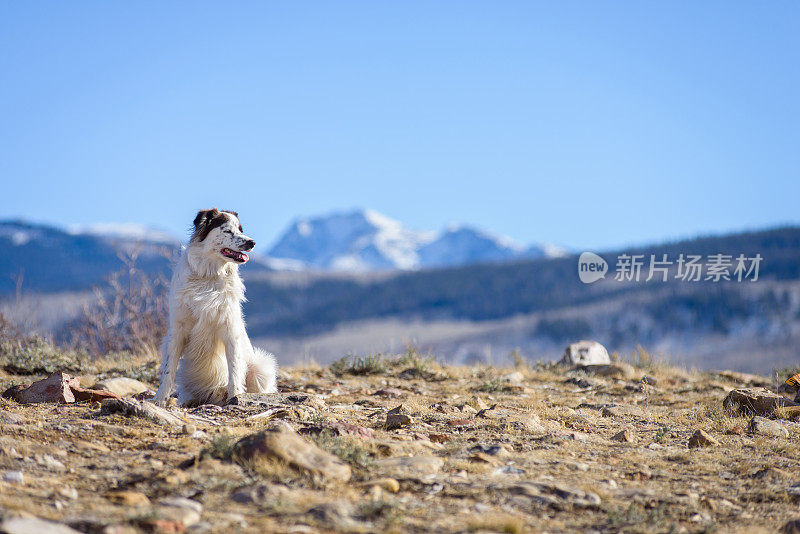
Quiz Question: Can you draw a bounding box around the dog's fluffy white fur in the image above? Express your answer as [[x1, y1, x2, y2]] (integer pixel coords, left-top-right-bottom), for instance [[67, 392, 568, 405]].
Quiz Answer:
[[152, 208, 278, 406]]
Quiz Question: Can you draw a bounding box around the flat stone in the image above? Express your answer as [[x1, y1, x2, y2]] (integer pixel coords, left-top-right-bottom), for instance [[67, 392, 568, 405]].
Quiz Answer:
[[577, 363, 637, 380], [233, 422, 351, 481], [92, 377, 152, 397], [505, 482, 602, 509], [601, 405, 646, 418], [748, 416, 789, 438], [101, 398, 185, 428], [723, 388, 799, 417], [374, 455, 443, 478], [0, 516, 82, 534], [688, 430, 719, 448], [70, 386, 119, 403], [158, 497, 203, 514], [299, 421, 374, 440]]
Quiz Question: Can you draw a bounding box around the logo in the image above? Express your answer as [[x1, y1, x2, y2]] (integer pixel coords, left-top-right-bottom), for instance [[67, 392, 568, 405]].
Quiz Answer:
[[578, 252, 608, 284]]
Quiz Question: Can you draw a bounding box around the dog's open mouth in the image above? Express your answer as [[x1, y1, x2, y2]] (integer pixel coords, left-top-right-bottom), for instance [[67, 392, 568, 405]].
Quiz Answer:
[[221, 248, 249, 263]]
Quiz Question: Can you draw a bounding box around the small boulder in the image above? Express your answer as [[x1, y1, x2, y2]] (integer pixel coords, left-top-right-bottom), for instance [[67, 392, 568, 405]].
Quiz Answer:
[[559, 341, 610, 366], [611, 429, 635, 443], [723, 388, 799, 417], [233, 422, 351, 482], [101, 398, 185, 428], [688, 430, 719, 448], [385, 413, 413, 430], [93, 377, 152, 397], [3, 372, 80, 404], [748, 416, 789, 438]]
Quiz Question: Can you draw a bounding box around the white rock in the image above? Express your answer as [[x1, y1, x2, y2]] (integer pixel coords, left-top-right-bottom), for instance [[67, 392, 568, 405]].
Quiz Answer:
[[559, 341, 611, 366], [3, 470, 24, 483], [93, 377, 152, 397]]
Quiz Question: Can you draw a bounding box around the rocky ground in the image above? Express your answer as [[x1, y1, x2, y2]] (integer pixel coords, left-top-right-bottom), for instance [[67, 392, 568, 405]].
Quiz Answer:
[[1, 343, 800, 533]]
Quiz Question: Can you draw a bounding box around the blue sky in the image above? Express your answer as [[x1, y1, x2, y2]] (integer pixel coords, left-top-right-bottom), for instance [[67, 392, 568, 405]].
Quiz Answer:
[[1, 2, 798, 251]]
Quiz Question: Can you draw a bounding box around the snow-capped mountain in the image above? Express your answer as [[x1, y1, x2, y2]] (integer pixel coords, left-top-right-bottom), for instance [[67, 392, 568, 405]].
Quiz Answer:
[[268, 209, 565, 271], [268, 209, 435, 271]]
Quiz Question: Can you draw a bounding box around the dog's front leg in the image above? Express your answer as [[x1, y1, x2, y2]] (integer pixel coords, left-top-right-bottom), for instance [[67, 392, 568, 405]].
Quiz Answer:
[[152, 328, 185, 405], [224, 330, 247, 402]]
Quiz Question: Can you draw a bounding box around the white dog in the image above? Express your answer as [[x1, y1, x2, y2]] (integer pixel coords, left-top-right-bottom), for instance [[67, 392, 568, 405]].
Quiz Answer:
[[152, 208, 278, 406]]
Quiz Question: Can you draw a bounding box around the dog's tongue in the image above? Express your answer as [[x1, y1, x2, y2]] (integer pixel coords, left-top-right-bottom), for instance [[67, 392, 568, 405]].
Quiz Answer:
[[239, 252, 249, 262]]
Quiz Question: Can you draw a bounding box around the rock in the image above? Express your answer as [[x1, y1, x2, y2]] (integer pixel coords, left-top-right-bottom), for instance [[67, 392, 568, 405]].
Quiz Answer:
[[181, 424, 197, 435], [559, 341, 610, 366], [373, 387, 404, 398], [360, 478, 400, 493], [3, 470, 24, 483], [565, 377, 600, 389], [524, 414, 547, 433], [723, 388, 799, 417], [136, 518, 186, 533], [93, 377, 152, 397], [506, 482, 602, 509], [577, 363, 637, 380], [70, 386, 120, 402], [501, 371, 525, 384], [299, 421, 375, 440], [748, 416, 789, 438], [386, 413, 413, 430], [231, 483, 294, 504], [374, 456, 443, 478], [101, 398, 185, 428], [782, 518, 800, 534], [57, 487, 78, 500], [306, 502, 358, 529], [106, 491, 151, 506], [601, 405, 646, 418], [2, 372, 81, 404], [0, 516, 82, 534], [447, 418, 474, 427], [233, 422, 351, 481], [154, 505, 201, 528], [428, 433, 451, 443], [469, 444, 509, 457], [688, 430, 719, 448], [158, 497, 203, 514], [611, 429, 635, 443]]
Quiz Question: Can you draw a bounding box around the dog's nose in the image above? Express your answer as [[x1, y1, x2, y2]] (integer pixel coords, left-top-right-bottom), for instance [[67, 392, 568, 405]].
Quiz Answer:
[[242, 239, 255, 251]]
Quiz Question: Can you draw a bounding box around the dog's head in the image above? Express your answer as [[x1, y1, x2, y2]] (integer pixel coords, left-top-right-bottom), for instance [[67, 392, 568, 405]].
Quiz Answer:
[[190, 208, 255, 264]]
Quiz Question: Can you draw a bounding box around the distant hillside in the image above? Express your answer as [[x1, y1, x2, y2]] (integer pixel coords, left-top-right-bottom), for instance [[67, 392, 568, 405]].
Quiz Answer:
[[245, 226, 800, 336], [0, 221, 179, 294]]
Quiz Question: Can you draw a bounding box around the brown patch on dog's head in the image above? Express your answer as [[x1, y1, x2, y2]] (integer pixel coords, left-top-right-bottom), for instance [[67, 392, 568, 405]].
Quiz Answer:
[[191, 208, 244, 242]]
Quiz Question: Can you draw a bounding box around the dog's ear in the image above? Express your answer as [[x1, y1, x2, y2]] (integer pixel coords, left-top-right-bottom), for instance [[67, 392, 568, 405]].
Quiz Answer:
[[192, 208, 221, 242], [194, 208, 219, 229]]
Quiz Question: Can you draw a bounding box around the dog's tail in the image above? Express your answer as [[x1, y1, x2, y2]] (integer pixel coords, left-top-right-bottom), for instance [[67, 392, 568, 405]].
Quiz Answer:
[[246, 348, 278, 393]]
